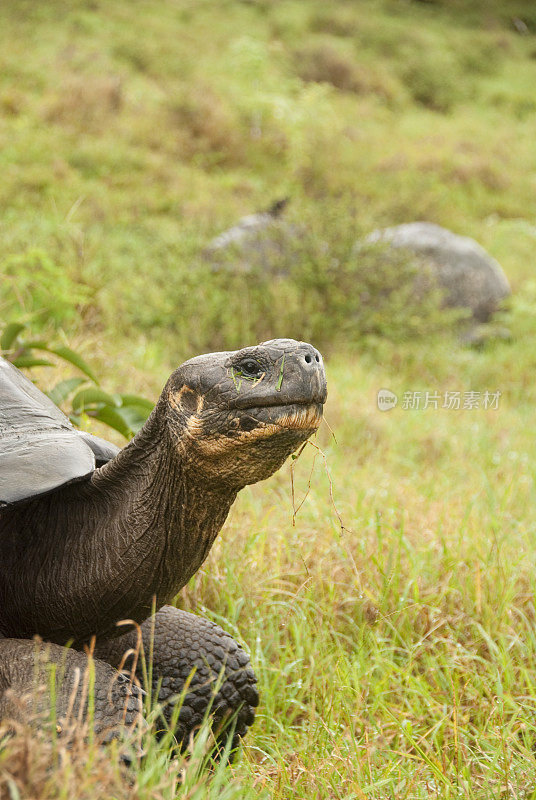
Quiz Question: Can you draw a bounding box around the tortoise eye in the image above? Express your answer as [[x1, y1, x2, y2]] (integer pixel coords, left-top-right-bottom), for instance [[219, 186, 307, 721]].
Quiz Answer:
[[236, 359, 263, 379]]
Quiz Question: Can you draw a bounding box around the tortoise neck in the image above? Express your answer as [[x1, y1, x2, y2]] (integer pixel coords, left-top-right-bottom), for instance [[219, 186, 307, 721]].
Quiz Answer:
[[87, 402, 238, 631]]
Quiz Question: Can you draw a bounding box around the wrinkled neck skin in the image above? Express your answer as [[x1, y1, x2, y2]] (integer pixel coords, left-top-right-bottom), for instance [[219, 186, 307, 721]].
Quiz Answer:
[[0, 401, 238, 645]]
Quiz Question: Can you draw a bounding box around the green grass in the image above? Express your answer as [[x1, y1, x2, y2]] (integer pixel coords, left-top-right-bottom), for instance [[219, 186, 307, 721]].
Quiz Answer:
[[2, 0, 536, 796]]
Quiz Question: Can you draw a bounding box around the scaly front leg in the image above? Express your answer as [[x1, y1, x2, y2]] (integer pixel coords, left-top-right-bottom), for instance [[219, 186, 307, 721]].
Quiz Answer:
[[94, 606, 258, 752]]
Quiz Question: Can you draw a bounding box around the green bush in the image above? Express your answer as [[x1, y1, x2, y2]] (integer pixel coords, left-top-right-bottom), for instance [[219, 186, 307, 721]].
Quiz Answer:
[[294, 43, 395, 101], [0, 249, 90, 330], [400, 50, 464, 112], [458, 37, 501, 77], [308, 9, 360, 37], [295, 43, 361, 92]]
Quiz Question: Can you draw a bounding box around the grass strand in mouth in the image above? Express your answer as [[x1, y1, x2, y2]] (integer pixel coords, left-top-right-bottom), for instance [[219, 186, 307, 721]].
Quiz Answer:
[[321, 415, 338, 444], [290, 438, 348, 535], [290, 440, 317, 527]]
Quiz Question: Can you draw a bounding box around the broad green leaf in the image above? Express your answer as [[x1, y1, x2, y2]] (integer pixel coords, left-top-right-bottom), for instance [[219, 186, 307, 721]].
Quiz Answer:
[[91, 406, 132, 439], [72, 387, 120, 413], [18, 339, 49, 350], [47, 377, 88, 407], [51, 346, 99, 384], [27, 344, 99, 384], [114, 404, 149, 434], [12, 356, 54, 368], [0, 322, 25, 351], [119, 394, 155, 413]]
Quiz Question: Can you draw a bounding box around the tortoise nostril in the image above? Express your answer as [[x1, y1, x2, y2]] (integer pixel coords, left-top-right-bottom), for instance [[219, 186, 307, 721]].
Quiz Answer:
[[304, 354, 312, 364], [315, 354, 320, 362]]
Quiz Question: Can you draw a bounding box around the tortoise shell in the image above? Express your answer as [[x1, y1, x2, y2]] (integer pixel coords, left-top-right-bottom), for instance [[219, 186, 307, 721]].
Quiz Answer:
[[0, 357, 119, 505]]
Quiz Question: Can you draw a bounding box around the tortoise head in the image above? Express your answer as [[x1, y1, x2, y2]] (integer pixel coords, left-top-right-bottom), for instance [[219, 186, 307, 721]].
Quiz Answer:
[[163, 339, 327, 488]]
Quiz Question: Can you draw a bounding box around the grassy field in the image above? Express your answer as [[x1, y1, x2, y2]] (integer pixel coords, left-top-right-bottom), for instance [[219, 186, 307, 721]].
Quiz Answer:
[[2, 0, 536, 797]]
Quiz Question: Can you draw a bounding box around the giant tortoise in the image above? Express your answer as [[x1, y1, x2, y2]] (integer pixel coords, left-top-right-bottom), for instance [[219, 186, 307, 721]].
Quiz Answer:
[[0, 339, 326, 750]]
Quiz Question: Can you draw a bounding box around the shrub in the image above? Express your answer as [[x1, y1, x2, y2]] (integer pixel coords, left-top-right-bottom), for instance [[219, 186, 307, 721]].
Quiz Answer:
[[308, 10, 360, 38], [295, 43, 353, 90], [166, 86, 245, 166], [400, 50, 464, 112], [0, 249, 90, 330], [42, 74, 123, 130], [293, 42, 397, 102], [458, 37, 501, 76]]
